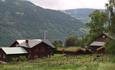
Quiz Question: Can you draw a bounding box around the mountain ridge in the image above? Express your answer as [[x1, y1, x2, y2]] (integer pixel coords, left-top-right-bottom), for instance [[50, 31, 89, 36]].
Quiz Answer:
[[64, 8, 101, 23]]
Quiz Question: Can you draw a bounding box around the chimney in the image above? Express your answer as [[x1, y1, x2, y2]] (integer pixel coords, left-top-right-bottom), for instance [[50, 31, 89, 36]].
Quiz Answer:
[[26, 40, 29, 46], [43, 30, 48, 40]]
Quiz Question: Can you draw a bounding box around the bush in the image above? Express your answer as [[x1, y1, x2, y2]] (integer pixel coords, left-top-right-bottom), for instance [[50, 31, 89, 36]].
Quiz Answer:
[[84, 33, 100, 46], [10, 56, 27, 63], [19, 56, 27, 61], [52, 40, 63, 48], [106, 40, 115, 54], [65, 35, 80, 47]]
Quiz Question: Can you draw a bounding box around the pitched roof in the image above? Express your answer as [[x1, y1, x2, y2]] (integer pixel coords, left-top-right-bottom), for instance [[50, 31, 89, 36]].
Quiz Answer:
[[90, 41, 105, 46], [1, 47, 28, 55], [16, 39, 55, 48], [16, 40, 25, 44], [104, 33, 115, 40], [43, 39, 55, 48]]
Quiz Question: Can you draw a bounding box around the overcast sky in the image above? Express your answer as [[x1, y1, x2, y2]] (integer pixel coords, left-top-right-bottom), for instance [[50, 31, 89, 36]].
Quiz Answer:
[[29, 0, 108, 10]]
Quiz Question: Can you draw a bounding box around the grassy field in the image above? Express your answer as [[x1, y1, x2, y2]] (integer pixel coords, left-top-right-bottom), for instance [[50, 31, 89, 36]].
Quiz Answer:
[[0, 54, 115, 70]]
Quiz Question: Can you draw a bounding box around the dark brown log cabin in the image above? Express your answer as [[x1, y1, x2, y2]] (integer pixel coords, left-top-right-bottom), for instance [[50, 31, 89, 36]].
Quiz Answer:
[[88, 33, 111, 53], [0, 47, 28, 61], [10, 39, 55, 59]]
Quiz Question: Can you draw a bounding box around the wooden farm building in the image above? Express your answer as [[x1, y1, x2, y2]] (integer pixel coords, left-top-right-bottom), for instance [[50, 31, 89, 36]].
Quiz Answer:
[[0, 47, 28, 61], [88, 33, 113, 53], [56, 47, 92, 55], [89, 41, 105, 53], [57, 47, 92, 55], [64, 47, 86, 55], [10, 39, 55, 59]]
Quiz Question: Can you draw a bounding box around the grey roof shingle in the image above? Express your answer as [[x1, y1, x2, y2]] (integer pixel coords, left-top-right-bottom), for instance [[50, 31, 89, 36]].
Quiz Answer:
[[90, 41, 105, 46], [16, 39, 55, 48], [1, 47, 28, 55]]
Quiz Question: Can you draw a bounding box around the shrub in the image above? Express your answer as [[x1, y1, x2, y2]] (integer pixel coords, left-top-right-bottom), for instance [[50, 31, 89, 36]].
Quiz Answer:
[[19, 56, 27, 61], [106, 40, 115, 54]]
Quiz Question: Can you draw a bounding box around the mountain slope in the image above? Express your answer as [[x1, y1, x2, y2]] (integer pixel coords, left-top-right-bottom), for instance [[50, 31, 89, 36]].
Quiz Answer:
[[65, 8, 96, 23], [0, 0, 84, 46]]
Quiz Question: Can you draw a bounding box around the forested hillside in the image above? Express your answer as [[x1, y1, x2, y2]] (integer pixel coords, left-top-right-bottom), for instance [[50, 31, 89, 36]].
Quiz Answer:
[[65, 8, 97, 23], [0, 0, 84, 46]]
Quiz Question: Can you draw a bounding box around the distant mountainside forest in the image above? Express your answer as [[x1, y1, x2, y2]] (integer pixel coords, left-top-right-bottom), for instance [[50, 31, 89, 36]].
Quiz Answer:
[[0, 0, 84, 46], [64, 8, 98, 23]]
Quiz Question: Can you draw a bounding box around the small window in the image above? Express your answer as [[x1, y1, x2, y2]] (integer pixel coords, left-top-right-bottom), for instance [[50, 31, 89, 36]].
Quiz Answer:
[[102, 35, 106, 38]]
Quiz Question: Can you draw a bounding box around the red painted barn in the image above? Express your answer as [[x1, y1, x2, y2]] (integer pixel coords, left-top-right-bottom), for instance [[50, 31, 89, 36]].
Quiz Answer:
[[10, 39, 55, 59]]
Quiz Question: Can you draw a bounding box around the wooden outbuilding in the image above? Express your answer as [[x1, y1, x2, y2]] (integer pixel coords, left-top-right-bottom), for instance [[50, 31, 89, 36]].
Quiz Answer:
[[88, 33, 112, 53], [57, 47, 92, 55], [10, 39, 55, 59], [63, 47, 86, 55], [0, 47, 28, 61], [89, 41, 106, 52]]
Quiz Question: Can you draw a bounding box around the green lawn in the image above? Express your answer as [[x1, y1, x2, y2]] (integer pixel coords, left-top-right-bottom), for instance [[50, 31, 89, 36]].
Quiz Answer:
[[0, 54, 115, 70]]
